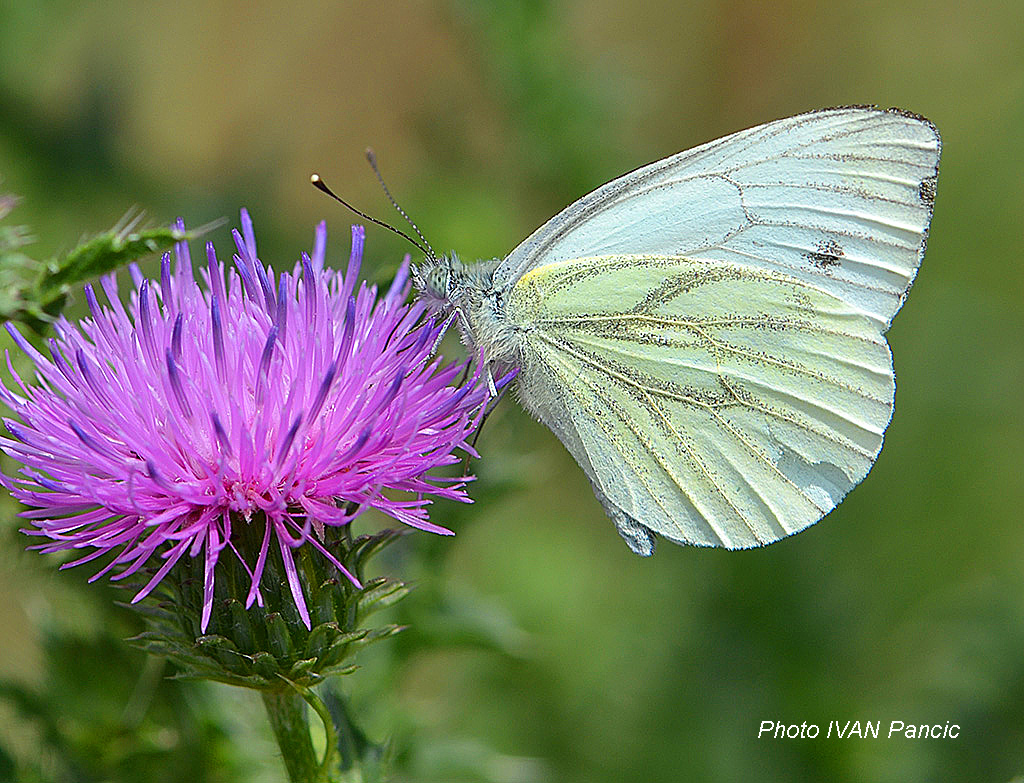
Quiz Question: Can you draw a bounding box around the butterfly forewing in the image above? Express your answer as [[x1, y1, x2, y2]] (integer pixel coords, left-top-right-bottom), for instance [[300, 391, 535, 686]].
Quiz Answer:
[[506, 254, 895, 549], [498, 107, 940, 331]]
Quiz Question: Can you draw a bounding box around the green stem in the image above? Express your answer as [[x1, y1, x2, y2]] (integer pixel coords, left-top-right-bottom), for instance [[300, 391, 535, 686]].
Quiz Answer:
[[262, 686, 323, 783]]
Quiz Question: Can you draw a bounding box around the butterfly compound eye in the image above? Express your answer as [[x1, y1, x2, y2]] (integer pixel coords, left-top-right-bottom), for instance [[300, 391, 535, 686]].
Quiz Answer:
[[412, 260, 452, 310], [430, 266, 449, 298]]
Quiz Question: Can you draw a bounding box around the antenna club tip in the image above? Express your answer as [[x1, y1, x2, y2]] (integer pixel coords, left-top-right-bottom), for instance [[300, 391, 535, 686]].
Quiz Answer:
[[310, 174, 333, 196]]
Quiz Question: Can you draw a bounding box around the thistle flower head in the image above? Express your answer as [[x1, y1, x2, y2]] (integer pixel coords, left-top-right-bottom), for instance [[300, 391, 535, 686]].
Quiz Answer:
[[1, 210, 493, 631]]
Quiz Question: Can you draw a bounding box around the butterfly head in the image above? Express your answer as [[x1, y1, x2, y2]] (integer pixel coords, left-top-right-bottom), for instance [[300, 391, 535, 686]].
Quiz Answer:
[[412, 253, 464, 313], [411, 253, 514, 360]]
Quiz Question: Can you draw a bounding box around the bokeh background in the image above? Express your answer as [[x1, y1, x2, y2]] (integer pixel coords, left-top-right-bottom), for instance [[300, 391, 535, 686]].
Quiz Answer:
[[1, 1, 1023, 781]]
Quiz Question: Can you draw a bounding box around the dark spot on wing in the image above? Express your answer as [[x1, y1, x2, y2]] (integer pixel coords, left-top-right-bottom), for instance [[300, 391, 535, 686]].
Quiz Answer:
[[919, 175, 937, 208], [805, 238, 844, 270], [830, 103, 879, 112], [885, 106, 931, 124]]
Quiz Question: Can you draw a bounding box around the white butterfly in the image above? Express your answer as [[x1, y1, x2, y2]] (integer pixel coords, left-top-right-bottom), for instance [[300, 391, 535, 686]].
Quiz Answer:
[[413, 106, 941, 555]]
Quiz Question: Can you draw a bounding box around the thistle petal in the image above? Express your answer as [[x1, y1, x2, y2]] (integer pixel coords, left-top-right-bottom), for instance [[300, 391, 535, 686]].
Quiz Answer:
[[1, 211, 495, 632]]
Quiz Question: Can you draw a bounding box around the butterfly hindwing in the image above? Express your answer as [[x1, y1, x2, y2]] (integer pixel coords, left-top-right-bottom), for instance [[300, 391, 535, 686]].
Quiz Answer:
[[506, 254, 894, 550]]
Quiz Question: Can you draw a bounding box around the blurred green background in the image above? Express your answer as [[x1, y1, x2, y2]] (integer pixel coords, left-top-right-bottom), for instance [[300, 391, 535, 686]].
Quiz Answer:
[[1, 1, 1023, 781]]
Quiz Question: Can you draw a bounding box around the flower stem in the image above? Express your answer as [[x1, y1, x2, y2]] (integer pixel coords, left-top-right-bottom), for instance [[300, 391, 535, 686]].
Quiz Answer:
[[262, 686, 324, 783]]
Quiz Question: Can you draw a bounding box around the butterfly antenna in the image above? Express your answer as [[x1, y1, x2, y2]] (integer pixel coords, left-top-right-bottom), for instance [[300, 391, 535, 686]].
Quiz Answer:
[[365, 148, 436, 261], [310, 173, 431, 258]]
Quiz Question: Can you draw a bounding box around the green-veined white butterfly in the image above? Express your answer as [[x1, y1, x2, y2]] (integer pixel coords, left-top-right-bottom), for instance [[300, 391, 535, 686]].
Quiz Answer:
[[331, 106, 942, 555]]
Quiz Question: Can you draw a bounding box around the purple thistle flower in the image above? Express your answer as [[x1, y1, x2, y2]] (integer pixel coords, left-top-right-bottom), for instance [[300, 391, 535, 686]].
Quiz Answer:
[[1, 210, 493, 631]]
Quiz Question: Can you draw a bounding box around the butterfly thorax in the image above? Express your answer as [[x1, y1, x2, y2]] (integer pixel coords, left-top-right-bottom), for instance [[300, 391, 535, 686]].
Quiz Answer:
[[412, 253, 523, 365]]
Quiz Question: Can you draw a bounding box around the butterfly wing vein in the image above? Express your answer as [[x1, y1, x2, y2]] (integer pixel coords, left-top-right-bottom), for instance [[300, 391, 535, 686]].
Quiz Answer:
[[508, 254, 895, 549], [499, 107, 940, 332]]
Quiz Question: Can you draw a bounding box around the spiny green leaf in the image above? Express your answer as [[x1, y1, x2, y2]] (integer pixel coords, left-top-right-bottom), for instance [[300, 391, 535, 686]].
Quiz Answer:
[[358, 578, 410, 616], [0, 199, 220, 332]]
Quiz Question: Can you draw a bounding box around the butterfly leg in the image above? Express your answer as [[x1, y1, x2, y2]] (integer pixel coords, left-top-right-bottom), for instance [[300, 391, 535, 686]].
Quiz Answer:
[[485, 364, 498, 398], [465, 379, 508, 462], [430, 310, 459, 357]]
